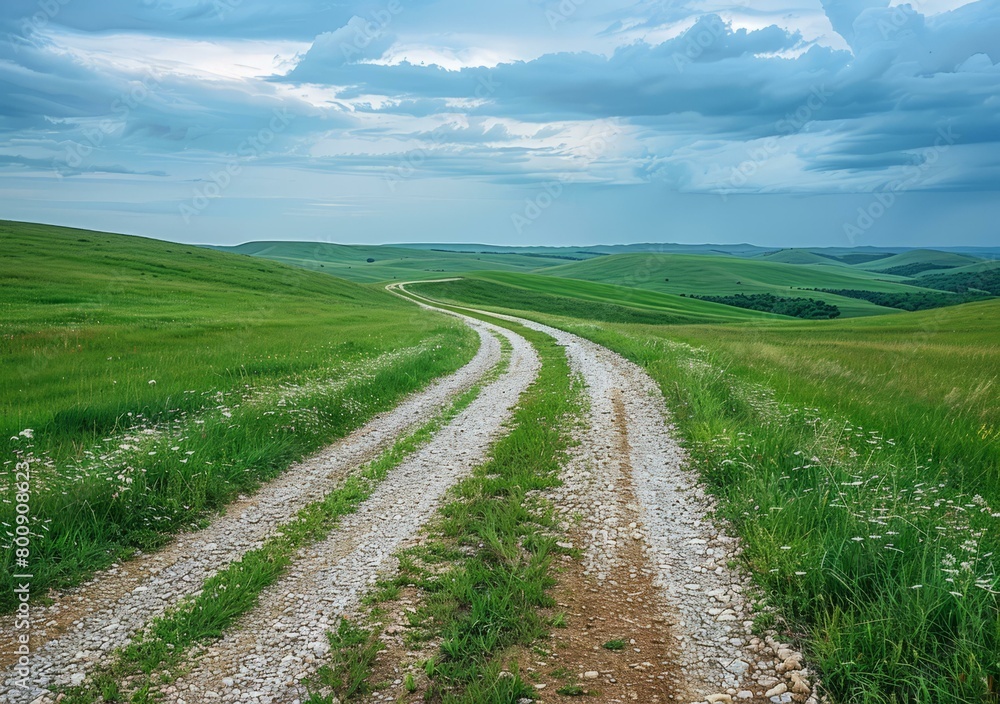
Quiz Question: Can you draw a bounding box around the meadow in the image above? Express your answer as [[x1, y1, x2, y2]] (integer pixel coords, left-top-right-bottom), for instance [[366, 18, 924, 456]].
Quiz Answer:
[[208, 241, 588, 283], [0, 221, 477, 609], [5, 221, 998, 702], [244, 241, 998, 319], [536, 252, 941, 317], [410, 277, 1000, 703]]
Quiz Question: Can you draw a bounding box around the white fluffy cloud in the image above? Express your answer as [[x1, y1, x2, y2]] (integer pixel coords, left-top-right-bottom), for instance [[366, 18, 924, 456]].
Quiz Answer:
[[0, 0, 996, 244]]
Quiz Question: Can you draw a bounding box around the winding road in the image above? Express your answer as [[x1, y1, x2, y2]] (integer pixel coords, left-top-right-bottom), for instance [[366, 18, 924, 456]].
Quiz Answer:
[[1, 285, 816, 704]]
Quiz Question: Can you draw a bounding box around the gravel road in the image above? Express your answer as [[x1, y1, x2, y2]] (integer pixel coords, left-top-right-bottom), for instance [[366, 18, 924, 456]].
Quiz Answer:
[[0, 319, 504, 703], [4, 285, 816, 704], [400, 289, 818, 704], [153, 315, 539, 704]]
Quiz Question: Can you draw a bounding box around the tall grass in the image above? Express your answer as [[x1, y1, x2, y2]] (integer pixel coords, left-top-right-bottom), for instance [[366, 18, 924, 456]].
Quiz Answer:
[[55, 369, 495, 704], [0, 222, 477, 610], [412, 282, 1000, 703]]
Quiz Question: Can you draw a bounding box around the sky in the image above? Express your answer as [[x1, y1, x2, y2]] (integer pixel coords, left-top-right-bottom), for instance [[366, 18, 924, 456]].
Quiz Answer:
[[0, 0, 997, 247]]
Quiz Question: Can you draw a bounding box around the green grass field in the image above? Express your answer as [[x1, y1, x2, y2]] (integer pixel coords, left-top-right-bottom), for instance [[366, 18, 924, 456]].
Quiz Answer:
[[409, 271, 776, 324], [410, 278, 1000, 704], [537, 253, 951, 317], [857, 249, 981, 272], [0, 221, 477, 609], [209, 241, 588, 283]]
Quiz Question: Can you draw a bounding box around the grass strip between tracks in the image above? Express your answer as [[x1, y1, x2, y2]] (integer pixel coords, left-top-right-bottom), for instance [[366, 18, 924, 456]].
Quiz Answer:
[[407, 283, 1000, 703], [308, 292, 582, 703], [55, 334, 509, 704]]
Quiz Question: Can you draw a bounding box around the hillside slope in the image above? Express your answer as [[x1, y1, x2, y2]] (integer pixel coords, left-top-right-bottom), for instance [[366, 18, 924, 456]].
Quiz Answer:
[[211, 240, 581, 282], [0, 220, 475, 605], [409, 271, 779, 325], [757, 249, 847, 266], [537, 253, 929, 317], [858, 248, 980, 274]]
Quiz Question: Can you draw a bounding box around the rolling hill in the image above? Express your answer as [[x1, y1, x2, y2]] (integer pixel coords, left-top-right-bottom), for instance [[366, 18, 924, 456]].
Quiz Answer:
[[408, 271, 778, 325], [0, 220, 475, 604], [756, 249, 847, 266], [857, 248, 981, 275], [914, 258, 1000, 277], [535, 253, 939, 317], [209, 241, 583, 283]]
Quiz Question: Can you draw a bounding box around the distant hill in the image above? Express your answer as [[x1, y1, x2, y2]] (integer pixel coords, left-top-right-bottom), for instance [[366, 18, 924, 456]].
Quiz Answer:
[[535, 253, 940, 317], [858, 249, 981, 275], [408, 271, 779, 325], [914, 259, 1000, 277], [396, 242, 773, 258], [209, 241, 582, 283], [757, 249, 846, 266]]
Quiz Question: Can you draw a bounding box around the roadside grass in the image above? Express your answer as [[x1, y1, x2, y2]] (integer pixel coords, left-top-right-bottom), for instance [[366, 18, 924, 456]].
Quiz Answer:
[[54, 358, 500, 704], [0, 222, 476, 610], [310, 297, 581, 703], [412, 282, 1000, 703]]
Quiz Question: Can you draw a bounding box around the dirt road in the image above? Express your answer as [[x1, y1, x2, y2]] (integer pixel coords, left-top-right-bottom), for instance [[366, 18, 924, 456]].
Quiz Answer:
[[2, 287, 815, 704]]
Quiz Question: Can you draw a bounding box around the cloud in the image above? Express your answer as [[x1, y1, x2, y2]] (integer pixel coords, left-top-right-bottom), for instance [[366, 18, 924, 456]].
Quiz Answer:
[[295, 15, 399, 69], [0, 0, 996, 246]]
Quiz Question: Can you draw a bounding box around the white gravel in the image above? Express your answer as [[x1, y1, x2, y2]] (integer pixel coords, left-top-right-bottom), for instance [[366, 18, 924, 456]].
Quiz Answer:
[[4, 283, 819, 704], [435, 303, 818, 704], [153, 316, 539, 704], [0, 320, 504, 704]]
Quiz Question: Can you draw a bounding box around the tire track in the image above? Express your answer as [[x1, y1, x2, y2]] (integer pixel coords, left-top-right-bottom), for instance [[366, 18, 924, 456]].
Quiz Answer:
[[1, 321, 501, 702], [150, 315, 539, 704], [399, 288, 817, 704]]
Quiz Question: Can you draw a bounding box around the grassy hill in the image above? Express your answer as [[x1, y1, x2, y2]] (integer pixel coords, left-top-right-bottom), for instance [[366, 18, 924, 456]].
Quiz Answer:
[[408, 271, 777, 325], [0, 220, 475, 608], [858, 248, 981, 275], [757, 249, 847, 266], [409, 276, 1000, 703], [914, 259, 1000, 277], [210, 241, 583, 283], [536, 253, 933, 317]]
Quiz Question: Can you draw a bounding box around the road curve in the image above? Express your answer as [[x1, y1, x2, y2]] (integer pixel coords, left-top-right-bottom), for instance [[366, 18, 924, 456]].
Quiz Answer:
[[5, 283, 817, 704], [1, 314, 514, 703], [395, 283, 818, 704], [151, 308, 540, 704]]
